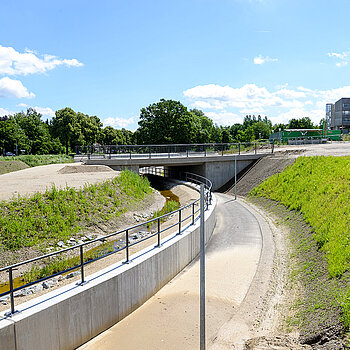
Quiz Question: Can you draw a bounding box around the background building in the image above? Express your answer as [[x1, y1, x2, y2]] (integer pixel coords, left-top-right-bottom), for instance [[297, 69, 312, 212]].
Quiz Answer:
[[326, 103, 334, 129], [327, 98, 350, 134]]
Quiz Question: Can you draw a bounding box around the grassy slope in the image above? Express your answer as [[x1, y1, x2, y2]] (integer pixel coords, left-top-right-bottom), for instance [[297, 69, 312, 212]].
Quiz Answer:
[[0, 170, 153, 251], [250, 156, 350, 330], [0, 154, 73, 167]]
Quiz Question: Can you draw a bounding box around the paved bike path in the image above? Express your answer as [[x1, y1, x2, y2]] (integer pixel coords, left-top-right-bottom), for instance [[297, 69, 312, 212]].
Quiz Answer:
[[79, 193, 270, 350]]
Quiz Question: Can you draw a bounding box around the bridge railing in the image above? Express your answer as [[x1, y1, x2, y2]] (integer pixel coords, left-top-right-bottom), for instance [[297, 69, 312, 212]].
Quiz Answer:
[[0, 169, 212, 316], [74, 141, 274, 159]]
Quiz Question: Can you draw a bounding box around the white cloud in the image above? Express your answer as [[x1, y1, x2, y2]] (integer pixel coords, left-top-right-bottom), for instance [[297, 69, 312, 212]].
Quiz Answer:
[[15, 103, 54, 117], [184, 83, 350, 125], [336, 61, 348, 67], [0, 104, 54, 118], [328, 51, 350, 67], [184, 83, 304, 111], [328, 52, 348, 60], [103, 117, 135, 129], [205, 111, 242, 125], [32, 106, 55, 117], [253, 54, 278, 65], [0, 107, 11, 117], [0, 77, 35, 98], [0, 45, 83, 76]]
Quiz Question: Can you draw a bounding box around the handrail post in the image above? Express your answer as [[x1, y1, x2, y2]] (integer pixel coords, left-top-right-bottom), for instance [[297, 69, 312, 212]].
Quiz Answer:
[[238, 143, 240, 155], [80, 245, 85, 284], [157, 218, 161, 247], [125, 230, 129, 263], [192, 202, 195, 224], [178, 209, 182, 234], [9, 267, 15, 315], [221, 144, 224, 156], [255, 142, 257, 154], [200, 184, 206, 350]]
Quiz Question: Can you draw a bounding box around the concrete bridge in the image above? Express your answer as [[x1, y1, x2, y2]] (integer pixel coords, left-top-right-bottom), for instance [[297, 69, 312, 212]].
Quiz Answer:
[[76, 142, 274, 190]]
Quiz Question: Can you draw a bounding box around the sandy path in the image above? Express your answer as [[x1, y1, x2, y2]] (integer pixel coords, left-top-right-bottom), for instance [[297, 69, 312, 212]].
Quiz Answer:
[[0, 163, 119, 201], [79, 193, 272, 350], [274, 141, 350, 157]]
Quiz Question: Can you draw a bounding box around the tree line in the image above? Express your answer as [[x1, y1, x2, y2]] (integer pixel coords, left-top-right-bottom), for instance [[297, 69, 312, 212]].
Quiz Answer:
[[0, 99, 321, 155]]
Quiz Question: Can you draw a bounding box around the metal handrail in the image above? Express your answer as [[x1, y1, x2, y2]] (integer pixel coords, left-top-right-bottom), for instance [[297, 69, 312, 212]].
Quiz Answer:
[[75, 141, 274, 159], [0, 169, 212, 316]]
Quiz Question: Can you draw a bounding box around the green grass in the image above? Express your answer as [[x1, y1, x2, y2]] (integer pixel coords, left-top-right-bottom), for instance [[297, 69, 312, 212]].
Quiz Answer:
[[250, 155, 350, 327], [0, 154, 73, 167], [151, 200, 179, 221], [23, 199, 180, 283], [22, 240, 117, 283], [0, 170, 153, 251]]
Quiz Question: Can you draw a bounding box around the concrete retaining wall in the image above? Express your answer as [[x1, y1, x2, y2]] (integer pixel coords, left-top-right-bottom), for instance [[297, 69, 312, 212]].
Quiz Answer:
[[0, 196, 216, 350]]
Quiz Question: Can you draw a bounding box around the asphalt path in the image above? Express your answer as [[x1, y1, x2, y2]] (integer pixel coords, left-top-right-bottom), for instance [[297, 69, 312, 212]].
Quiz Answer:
[[79, 193, 272, 350]]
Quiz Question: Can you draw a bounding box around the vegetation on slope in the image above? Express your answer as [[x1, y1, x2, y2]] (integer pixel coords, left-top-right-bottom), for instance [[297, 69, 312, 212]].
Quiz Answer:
[[0, 170, 152, 251], [250, 156, 350, 328], [0, 154, 73, 167]]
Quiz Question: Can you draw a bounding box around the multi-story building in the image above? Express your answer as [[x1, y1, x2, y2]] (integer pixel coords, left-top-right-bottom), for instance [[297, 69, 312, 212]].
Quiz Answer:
[[326, 103, 334, 129], [326, 98, 350, 133]]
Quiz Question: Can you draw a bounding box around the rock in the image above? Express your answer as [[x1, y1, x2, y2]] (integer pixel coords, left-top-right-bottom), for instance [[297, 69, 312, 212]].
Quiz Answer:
[[14, 288, 32, 297], [77, 239, 84, 245], [57, 241, 65, 247], [0, 295, 9, 302], [66, 271, 80, 279], [42, 278, 58, 289], [30, 284, 44, 293], [96, 235, 107, 242], [84, 235, 94, 241]]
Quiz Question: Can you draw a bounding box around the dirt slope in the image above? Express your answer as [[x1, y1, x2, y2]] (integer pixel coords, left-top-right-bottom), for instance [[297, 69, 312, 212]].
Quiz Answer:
[[226, 154, 296, 197]]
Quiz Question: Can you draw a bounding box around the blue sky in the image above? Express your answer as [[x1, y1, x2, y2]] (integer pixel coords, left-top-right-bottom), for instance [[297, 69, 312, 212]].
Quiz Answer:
[[1, 0, 350, 130]]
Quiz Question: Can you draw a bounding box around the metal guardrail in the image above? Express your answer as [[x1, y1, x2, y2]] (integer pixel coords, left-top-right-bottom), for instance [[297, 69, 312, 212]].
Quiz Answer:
[[0, 170, 212, 316], [75, 141, 274, 160]]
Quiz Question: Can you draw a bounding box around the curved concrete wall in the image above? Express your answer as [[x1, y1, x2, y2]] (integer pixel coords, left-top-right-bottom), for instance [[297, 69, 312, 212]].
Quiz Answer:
[[0, 195, 216, 350]]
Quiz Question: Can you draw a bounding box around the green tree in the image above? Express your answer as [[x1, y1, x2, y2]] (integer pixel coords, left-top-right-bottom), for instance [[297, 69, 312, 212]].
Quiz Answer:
[[252, 121, 271, 140], [77, 113, 103, 145], [288, 117, 314, 129], [191, 109, 215, 143], [137, 99, 197, 144], [273, 123, 287, 132], [14, 109, 53, 154], [51, 108, 78, 154]]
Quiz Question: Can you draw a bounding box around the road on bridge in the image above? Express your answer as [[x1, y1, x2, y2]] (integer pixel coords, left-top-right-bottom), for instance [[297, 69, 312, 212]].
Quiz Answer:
[[79, 193, 274, 350]]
